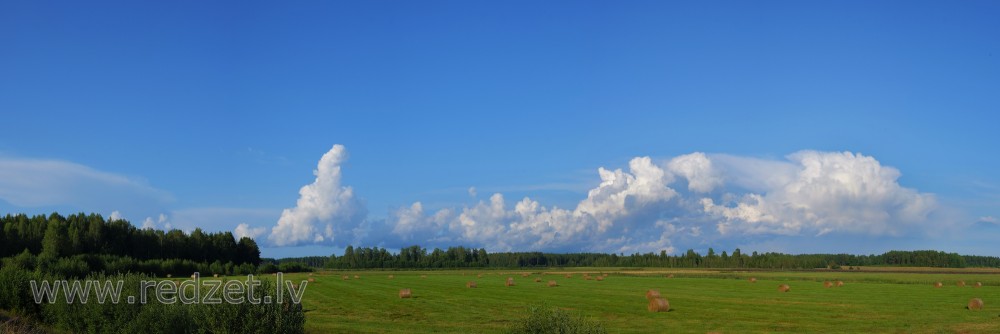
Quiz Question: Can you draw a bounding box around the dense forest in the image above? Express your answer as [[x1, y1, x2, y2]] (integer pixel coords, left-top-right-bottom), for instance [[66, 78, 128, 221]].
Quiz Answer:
[[0, 213, 262, 277], [274, 245, 1000, 270]]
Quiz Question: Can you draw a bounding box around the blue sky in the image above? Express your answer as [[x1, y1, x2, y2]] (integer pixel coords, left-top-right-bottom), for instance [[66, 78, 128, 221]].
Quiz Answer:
[[1, 1, 999, 258]]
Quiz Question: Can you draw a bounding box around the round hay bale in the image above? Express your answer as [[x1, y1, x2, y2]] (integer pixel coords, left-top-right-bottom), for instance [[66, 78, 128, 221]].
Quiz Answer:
[[191, 274, 198, 279], [466, 281, 477, 288], [308, 277, 316, 283], [667, 274, 674, 279], [596, 276, 604, 281], [477, 274, 483, 278], [547, 280, 558, 287], [354, 275, 360, 279], [836, 281, 844, 287], [645, 289, 661, 300], [213, 274, 219, 278], [934, 282, 943, 288], [534, 277, 542, 283], [968, 298, 984, 310], [521, 273, 530, 277], [823, 281, 833, 288], [778, 284, 791, 292], [342, 275, 349, 280], [166, 274, 172, 278], [749, 277, 757, 283], [506, 277, 515, 287], [398, 289, 412, 299], [565, 274, 572, 278], [603, 273, 609, 277], [585, 276, 593, 280], [388, 275, 394, 279], [957, 280, 966, 287], [420, 275, 427, 279], [648, 297, 670, 312], [974, 282, 982, 288], [308, 273, 314, 276]]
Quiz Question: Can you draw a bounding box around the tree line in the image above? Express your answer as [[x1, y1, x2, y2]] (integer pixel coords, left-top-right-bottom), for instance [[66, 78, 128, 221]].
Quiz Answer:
[[0, 212, 261, 265], [273, 245, 1000, 270]]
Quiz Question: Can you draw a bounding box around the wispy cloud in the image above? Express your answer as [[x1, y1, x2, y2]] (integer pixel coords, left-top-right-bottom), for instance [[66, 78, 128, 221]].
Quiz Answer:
[[0, 156, 172, 214]]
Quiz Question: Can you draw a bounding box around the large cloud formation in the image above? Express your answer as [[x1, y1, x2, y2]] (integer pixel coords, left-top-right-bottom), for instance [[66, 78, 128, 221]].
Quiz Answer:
[[268, 145, 366, 247], [259, 146, 938, 253]]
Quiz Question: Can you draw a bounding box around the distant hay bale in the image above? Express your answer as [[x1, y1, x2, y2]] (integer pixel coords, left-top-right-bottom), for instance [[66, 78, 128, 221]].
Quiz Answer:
[[934, 282, 943, 288], [308, 273, 314, 276], [975, 282, 982, 288], [521, 273, 530, 277], [534, 278, 542, 283], [968, 298, 984, 310], [603, 273, 609, 277], [596, 276, 604, 281], [645, 289, 661, 300], [565, 274, 572, 278], [648, 297, 670, 312], [191, 274, 197, 279], [466, 281, 477, 288], [342, 275, 349, 280], [824, 281, 833, 288], [399, 289, 412, 299], [836, 281, 844, 287], [421, 275, 427, 279], [667, 274, 674, 279], [506, 277, 515, 287], [388, 275, 394, 279], [957, 280, 966, 287], [778, 284, 791, 292], [166, 274, 172, 278], [585, 276, 593, 280], [354, 275, 360, 279], [548, 280, 558, 287], [749, 277, 757, 283], [477, 274, 483, 278], [213, 274, 219, 278]]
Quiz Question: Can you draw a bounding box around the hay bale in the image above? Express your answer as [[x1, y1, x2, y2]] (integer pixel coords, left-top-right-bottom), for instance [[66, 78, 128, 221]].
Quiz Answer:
[[308, 277, 316, 283], [648, 297, 670, 312], [968, 298, 984, 310], [667, 274, 674, 279], [603, 273, 609, 277], [823, 281, 833, 288], [548, 280, 558, 287], [506, 277, 515, 287], [388, 275, 394, 279], [308, 273, 314, 276], [596, 276, 604, 281], [342, 275, 349, 280], [749, 277, 757, 283], [166, 274, 172, 278], [399, 289, 412, 299], [957, 280, 966, 287], [975, 282, 982, 288], [354, 275, 360, 279], [534, 277, 542, 283], [934, 282, 943, 288], [565, 274, 572, 278], [645, 289, 661, 300], [585, 276, 593, 280], [778, 284, 791, 292], [521, 273, 530, 277], [420, 275, 427, 279], [477, 274, 483, 278], [466, 281, 477, 288], [836, 281, 844, 287]]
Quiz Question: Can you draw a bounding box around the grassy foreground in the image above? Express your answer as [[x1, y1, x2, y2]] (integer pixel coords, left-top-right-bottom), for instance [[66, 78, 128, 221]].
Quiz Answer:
[[282, 268, 999, 333]]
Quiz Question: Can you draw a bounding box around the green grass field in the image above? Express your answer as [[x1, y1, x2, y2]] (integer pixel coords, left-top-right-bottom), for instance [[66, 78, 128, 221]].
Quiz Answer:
[[282, 268, 999, 333]]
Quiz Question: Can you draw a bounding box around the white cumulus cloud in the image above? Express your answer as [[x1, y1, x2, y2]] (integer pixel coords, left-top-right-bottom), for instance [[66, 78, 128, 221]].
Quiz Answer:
[[263, 146, 939, 254], [234, 223, 267, 240], [268, 145, 366, 247]]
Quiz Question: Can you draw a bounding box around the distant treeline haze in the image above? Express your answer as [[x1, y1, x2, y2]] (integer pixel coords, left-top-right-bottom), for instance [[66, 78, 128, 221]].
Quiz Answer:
[[280, 245, 1000, 270]]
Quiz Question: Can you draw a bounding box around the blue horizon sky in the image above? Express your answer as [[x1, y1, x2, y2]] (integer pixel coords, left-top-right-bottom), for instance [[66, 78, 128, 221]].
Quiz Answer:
[[2, 1, 999, 258]]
